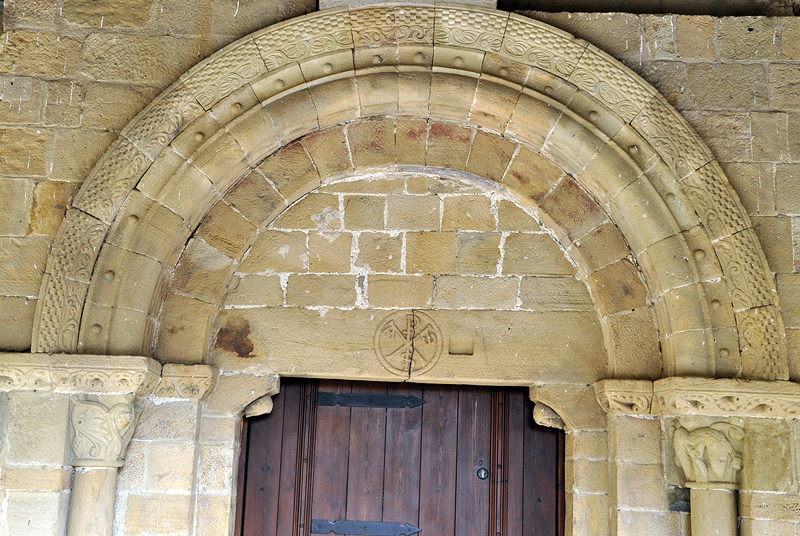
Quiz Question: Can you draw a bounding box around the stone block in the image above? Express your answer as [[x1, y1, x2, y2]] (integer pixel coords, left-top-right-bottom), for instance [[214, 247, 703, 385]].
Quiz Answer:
[[5, 490, 67, 536], [505, 91, 562, 150], [752, 216, 793, 273], [195, 493, 234, 536], [0, 31, 81, 77], [386, 195, 439, 231], [0, 235, 51, 297], [29, 180, 78, 237], [676, 16, 715, 59], [196, 201, 256, 260], [615, 510, 683, 536], [442, 195, 495, 231], [124, 493, 192, 535], [470, 77, 521, 133], [355, 232, 402, 272], [368, 274, 434, 308], [636, 60, 692, 111], [171, 238, 233, 303], [456, 231, 501, 275], [587, 259, 647, 316], [572, 493, 609, 536], [532, 11, 641, 62], [348, 119, 396, 169], [396, 119, 428, 167], [777, 273, 800, 327], [199, 415, 237, 442], [776, 164, 800, 214], [609, 414, 661, 465], [309, 232, 352, 273], [303, 126, 353, 178], [743, 418, 793, 492], [520, 276, 592, 311], [688, 63, 768, 110], [752, 111, 789, 162], [718, 17, 780, 60], [571, 458, 609, 494], [265, 90, 319, 146], [720, 162, 774, 216], [155, 292, 215, 363], [539, 176, 606, 244], [683, 111, 752, 162], [225, 105, 282, 166], [4, 391, 68, 465], [197, 444, 235, 493], [502, 233, 573, 276], [615, 462, 666, 510], [286, 274, 357, 307], [344, 195, 385, 230], [224, 170, 286, 227], [42, 80, 84, 127], [3, 0, 59, 30], [191, 132, 249, 192], [643, 15, 676, 60], [405, 231, 456, 274], [429, 71, 478, 122], [357, 71, 399, 117], [274, 193, 341, 232], [308, 76, 360, 128], [569, 221, 629, 274], [407, 176, 483, 195], [118, 440, 145, 490], [496, 200, 540, 231], [203, 372, 278, 415], [740, 491, 800, 521], [0, 296, 36, 351], [570, 430, 608, 461], [464, 129, 516, 183], [81, 34, 200, 87], [50, 128, 117, 183], [770, 64, 800, 112], [0, 75, 41, 125], [210, 0, 282, 37], [0, 467, 71, 491], [784, 17, 800, 60], [138, 158, 219, 227], [87, 243, 163, 312], [636, 235, 696, 297], [146, 441, 196, 492], [0, 127, 51, 177], [434, 275, 518, 309], [606, 307, 662, 380], [238, 230, 307, 274], [0, 178, 33, 236], [79, 302, 149, 355], [258, 142, 320, 204], [62, 0, 153, 27], [398, 71, 432, 117], [426, 122, 473, 171], [739, 519, 798, 536], [82, 82, 159, 131], [135, 399, 198, 441], [322, 177, 405, 195], [225, 274, 284, 307]]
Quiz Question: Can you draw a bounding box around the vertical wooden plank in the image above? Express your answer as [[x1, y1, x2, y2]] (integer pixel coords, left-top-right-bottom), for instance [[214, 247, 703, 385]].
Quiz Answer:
[[383, 382, 423, 526], [346, 382, 388, 527], [419, 384, 458, 536], [524, 397, 561, 536], [455, 386, 492, 536], [311, 380, 353, 524], [505, 389, 526, 536], [275, 381, 303, 535], [241, 381, 287, 536]]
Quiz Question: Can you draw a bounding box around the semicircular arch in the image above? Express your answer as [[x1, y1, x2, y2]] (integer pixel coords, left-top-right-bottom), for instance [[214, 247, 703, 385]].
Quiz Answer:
[[33, 5, 786, 381]]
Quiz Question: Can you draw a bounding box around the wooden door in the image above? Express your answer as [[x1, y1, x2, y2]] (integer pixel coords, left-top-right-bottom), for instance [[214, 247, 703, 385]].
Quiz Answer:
[[235, 380, 564, 536]]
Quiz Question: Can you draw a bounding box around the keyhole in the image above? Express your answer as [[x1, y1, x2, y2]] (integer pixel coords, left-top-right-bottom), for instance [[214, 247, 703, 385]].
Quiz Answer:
[[477, 467, 489, 480]]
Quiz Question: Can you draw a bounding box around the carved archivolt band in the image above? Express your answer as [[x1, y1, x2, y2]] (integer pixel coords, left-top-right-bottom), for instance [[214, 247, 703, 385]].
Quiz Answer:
[[33, 5, 785, 380], [596, 377, 800, 419]]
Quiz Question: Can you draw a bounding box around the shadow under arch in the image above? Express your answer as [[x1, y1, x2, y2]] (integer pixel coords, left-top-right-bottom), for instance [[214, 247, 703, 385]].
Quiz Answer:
[[32, 4, 786, 382]]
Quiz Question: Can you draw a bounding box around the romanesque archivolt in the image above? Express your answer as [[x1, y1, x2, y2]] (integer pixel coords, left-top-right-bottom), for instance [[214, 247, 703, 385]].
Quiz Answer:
[[34, 4, 786, 383]]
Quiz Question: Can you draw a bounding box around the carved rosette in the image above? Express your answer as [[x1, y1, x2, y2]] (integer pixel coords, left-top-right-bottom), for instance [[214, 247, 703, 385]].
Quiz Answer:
[[70, 395, 140, 467], [594, 379, 653, 415], [154, 364, 218, 400]]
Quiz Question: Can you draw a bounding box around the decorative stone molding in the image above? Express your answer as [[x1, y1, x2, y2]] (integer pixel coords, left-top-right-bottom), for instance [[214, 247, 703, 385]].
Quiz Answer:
[[0, 353, 161, 394], [69, 394, 139, 467], [652, 377, 800, 418], [153, 364, 218, 400], [33, 4, 785, 383], [672, 421, 744, 487], [594, 379, 653, 415]]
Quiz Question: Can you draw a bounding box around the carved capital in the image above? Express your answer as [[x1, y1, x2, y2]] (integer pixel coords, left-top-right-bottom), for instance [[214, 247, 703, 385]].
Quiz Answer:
[[652, 377, 800, 418], [594, 380, 653, 415], [154, 364, 218, 400], [70, 394, 140, 467], [671, 420, 744, 488]]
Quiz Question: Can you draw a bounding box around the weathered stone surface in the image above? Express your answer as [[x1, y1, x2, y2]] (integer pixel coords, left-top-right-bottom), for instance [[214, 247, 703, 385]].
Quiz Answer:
[[442, 195, 495, 231], [286, 274, 357, 307], [124, 493, 191, 535], [0, 236, 51, 297], [676, 15, 715, 59], [145, 441, 195, 492], [355, 232, 402, 272], [687, 63, 768, 110], [369, 275, 434, 308], [406, 231, 456, 274], [309, 232, 352, 273], [343, 195, 385, 230], [238, 230, 307, 274], [502, 233, 574, 275], [434, 275, 518, 309], [3, 391, 68, 465], [387, 195, 439, 231], [0, 127, 51, 177], [62, 0, 153, 28], [0, 31, 81, 77]]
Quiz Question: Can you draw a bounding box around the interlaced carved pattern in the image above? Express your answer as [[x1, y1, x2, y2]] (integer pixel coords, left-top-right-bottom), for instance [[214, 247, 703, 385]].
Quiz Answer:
[[434, 6, 508, 53], [737, 306, 785, 381], [501, 15, 585, 77]]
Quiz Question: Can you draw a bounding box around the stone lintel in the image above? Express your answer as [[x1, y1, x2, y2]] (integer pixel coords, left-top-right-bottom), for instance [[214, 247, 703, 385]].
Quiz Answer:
[[0, 352, 161, 394], [593, 377, 800, 419], [530, 383, 606, 431], [154, 364, 218, 400]]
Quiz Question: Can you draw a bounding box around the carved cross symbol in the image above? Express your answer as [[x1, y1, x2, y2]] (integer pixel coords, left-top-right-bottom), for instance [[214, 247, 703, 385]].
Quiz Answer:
[[375, 311, 442, 376]]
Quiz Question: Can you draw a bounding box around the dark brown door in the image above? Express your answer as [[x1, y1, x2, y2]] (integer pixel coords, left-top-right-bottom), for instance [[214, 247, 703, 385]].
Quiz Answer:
[[235, 380, 564, 536]]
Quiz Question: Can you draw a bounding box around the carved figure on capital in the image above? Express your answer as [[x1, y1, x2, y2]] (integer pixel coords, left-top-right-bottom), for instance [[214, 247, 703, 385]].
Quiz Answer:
[[69, 394, 140, 467], [671, 419, 744, 486]]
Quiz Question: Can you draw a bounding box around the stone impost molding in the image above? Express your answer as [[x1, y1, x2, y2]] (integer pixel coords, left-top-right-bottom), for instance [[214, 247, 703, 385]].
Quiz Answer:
[[594, 377, 800, 419], [153, 364, 218, 400]]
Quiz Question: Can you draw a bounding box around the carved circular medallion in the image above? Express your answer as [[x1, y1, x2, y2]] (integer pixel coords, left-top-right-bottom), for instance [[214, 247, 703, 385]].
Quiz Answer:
[[374, 311, 443, 376]]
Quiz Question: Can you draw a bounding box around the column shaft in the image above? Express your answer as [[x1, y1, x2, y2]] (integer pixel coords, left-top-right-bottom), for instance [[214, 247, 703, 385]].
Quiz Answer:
[[67, 467, 119, 536], [690, 487, 737, 536]]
